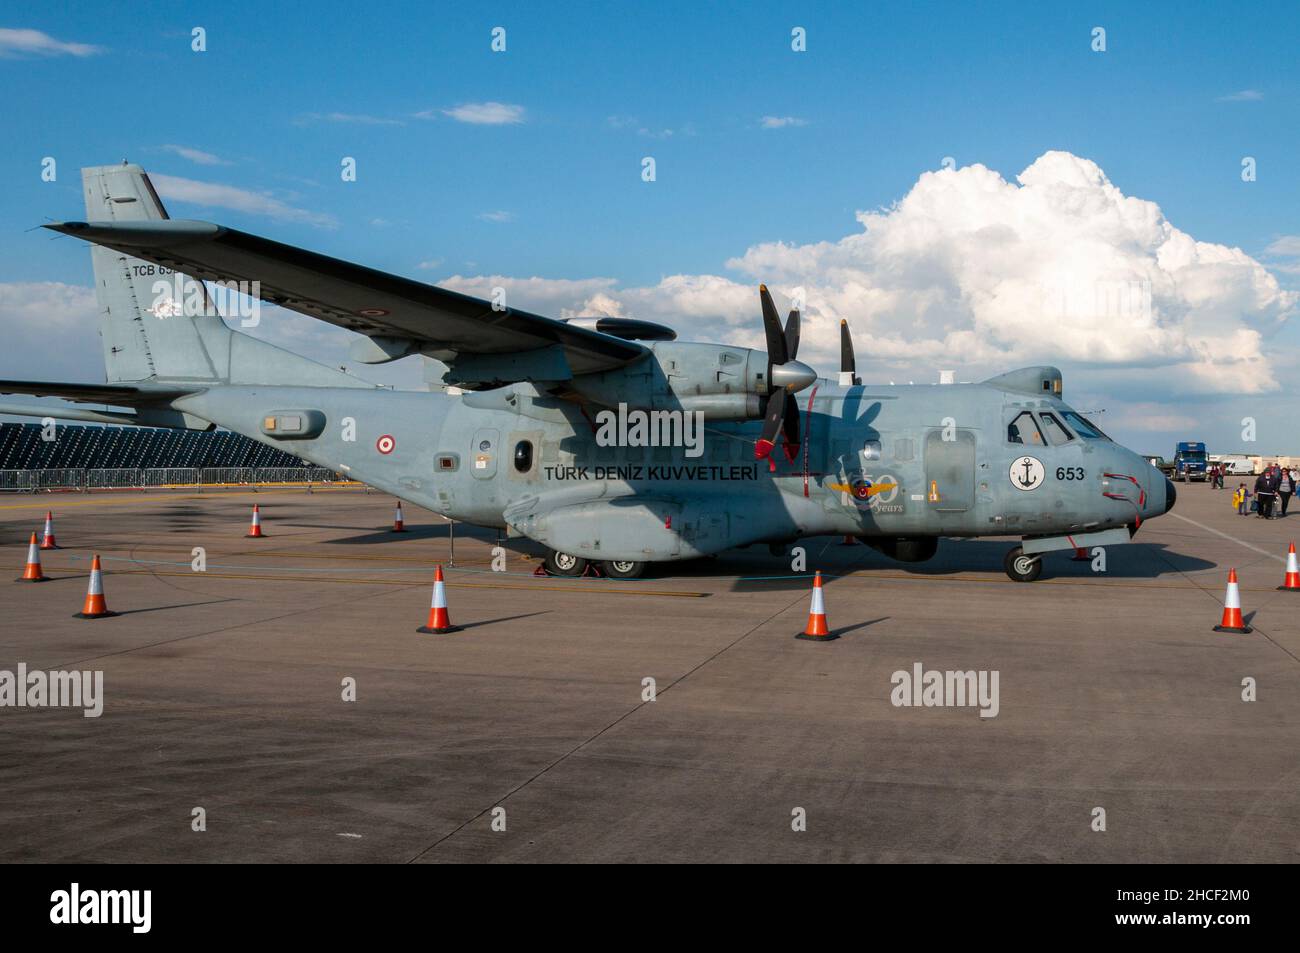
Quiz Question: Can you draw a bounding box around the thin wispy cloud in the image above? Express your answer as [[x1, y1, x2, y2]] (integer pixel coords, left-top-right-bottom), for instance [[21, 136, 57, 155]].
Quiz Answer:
[[1264, 235, 1300, 273], [150, 173, 337, 229], [477, 210, 514, 223], [760, 116, 808, 129], [297, 112, 405, 126], [0, 28, 102, 57], [435, 102, 525, 125], [416, 258, 443, 270], [605, 115, 691, 138], [1215, 89, 1263, 102], [161, 144, 231, 166], [1264, 236, 1300, 256]]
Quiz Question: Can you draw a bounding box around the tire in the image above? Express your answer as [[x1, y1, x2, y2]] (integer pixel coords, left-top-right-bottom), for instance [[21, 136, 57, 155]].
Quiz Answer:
[[601, 559, 646, 580], [544, 550, 588, 577], [1003, 546, 1042, 583]]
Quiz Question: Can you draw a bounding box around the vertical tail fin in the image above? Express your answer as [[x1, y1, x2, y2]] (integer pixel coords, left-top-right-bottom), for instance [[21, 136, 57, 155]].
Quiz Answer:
[[79, 163, 366, 390], [82, 163, 231, 384]]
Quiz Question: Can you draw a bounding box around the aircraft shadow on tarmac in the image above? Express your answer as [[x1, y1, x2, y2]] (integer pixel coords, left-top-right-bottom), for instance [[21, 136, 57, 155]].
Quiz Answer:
[[711, 538, 1215, 590], [292, 525, 1214, 583]]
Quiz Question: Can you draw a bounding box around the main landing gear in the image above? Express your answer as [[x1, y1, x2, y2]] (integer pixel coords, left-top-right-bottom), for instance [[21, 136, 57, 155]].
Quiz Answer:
[[1003, 546, 1042, 583], [542, 550, 647, 579]]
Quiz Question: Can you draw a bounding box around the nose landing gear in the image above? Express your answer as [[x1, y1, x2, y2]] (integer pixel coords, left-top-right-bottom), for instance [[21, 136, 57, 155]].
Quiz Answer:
[[1004, 545, 1042, 582]]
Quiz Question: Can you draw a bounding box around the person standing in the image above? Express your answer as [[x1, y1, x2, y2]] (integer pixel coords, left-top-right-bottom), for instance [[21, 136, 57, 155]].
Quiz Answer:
[[1279, 467, 1293, 518], [1233, 483, 1248, 515], [1255, 470, 1273, 518]]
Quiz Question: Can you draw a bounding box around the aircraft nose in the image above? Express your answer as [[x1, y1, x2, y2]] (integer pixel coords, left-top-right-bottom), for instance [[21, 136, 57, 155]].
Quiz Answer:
[[1164, 477, 1177, 514]]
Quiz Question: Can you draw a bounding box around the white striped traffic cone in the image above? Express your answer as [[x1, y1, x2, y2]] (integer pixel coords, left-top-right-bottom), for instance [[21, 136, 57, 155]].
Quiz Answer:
[[392, 501, 407, 533], [16, 531, 48, 582], [74, 554, 118, 619], [417, 565, 460, 633], [245, 504, 265, 538], [1279, 543, 1300, 592], [795, 571, 836, 641], [40, 511, 59, 550], [1213, 568, 1251, 633]]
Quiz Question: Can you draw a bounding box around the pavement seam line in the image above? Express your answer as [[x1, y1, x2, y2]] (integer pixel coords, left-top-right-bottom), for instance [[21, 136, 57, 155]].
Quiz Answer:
[[404, 586, 814, 863]]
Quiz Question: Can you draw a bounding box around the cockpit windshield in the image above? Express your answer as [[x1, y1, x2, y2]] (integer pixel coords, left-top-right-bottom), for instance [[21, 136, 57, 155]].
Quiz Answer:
[[1060, 410, 1111, 441]]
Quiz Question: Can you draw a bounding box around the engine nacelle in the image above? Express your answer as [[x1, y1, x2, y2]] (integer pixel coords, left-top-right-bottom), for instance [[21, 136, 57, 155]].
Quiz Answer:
[[570, 341, 770, 417]]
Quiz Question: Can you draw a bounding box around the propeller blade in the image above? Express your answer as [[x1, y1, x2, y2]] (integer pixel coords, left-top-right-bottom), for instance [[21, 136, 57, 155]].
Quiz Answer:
[[759, 284, 788, 368], [755, 386, 787, 460], [781, 389, 801, 462], [784, 309, 800, 361], [840, 319, 856, 376]]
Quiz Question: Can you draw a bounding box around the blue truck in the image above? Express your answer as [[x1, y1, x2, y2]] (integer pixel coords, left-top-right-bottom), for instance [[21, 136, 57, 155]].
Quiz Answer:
[[1173, 441, 1208, 482]]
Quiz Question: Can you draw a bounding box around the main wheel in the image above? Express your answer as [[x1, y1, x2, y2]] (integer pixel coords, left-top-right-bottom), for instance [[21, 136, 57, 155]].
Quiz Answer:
[[544, 550, 588, 577], [1003, 546, 1042, 582], [601, 559, 646, 580]]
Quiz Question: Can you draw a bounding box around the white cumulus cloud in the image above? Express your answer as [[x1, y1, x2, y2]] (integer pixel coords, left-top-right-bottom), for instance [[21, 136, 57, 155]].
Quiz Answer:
[[442, 151, 1294, 397]]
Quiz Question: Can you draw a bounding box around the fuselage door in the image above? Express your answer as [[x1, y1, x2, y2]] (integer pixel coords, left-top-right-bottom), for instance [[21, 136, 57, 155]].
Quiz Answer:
[[471, 429, 500, 480], [924, 429, 976, 512]]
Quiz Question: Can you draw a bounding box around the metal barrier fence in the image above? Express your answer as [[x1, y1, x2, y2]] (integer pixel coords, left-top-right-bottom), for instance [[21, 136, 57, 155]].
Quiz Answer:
[[0, 467, 356, 492]]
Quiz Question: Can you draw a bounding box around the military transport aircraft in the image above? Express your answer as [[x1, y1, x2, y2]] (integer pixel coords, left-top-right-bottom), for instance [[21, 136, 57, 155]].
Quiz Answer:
[[2, 163, 1175, 581]]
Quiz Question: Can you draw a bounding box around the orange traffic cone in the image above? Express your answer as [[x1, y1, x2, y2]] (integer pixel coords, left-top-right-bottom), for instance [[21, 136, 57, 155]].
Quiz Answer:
[[417, 565, 460, 633], [795, 571, 836, 641], [40, 511, 59, 550], [1279, 543, 1300, 592], [16, 532, 49, 582], [1213, 568, 1251, 634], [245, 503, 265, 538], [74, 555, 118, 619], [392, 501, 407, 533]]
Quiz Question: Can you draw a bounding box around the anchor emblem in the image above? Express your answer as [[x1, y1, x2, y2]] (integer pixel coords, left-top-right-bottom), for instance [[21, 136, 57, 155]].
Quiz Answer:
[[1009, 455, 1044, 491]]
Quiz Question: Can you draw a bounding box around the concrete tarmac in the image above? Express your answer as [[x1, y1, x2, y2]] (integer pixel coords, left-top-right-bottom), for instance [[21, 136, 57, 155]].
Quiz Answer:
[[1, 482, 1296, 862]]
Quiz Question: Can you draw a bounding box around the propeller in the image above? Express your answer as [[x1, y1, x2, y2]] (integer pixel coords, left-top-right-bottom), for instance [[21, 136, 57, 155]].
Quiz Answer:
[[755, 285, 815, 465], [838, 319, 860, 386]]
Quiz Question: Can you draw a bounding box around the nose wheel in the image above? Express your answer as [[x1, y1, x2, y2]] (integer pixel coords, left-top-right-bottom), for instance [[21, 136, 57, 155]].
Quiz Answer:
[[1004, 546, 1042, 582]]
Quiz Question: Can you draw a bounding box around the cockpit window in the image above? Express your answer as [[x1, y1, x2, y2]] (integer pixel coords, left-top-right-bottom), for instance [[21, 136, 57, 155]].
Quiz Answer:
[[1038, 412, 1073, 445], [1060, 411, 1110, 440], [1007, 411, 1045, 446]]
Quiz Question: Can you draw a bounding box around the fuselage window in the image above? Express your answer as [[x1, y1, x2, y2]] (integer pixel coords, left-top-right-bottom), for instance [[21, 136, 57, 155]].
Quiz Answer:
[[513, 440, 533, 472], [862, 439, 882, 461], [1038, 412, 1073, 446], [1007, 411, 1045, 446]]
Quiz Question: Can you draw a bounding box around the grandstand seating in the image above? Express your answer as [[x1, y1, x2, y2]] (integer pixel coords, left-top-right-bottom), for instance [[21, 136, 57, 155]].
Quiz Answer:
[[0, 423, 310, 471]]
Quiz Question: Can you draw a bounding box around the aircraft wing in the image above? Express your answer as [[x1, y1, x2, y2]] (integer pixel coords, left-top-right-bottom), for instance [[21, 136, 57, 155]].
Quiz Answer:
[[43, 220, 649, 385]]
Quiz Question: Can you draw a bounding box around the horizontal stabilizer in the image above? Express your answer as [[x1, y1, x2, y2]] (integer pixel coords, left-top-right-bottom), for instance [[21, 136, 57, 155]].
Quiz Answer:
[[0, 380, 195, 405]]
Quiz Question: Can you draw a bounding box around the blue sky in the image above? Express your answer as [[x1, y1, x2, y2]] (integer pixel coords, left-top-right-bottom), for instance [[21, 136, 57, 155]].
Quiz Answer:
[[2, 1, 1298, 452]]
